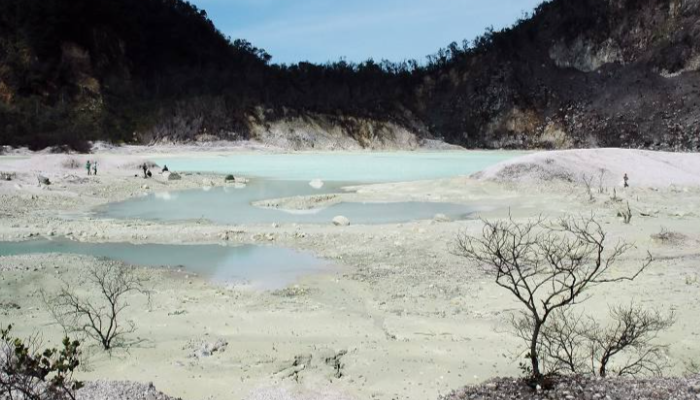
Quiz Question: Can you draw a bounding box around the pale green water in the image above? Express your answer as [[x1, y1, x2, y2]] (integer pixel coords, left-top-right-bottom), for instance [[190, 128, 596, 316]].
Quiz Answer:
[[102, 152, 518, 224], [100, 180, 479, 224], [152, 151, 522, 182], [0, 239, 332, 289]]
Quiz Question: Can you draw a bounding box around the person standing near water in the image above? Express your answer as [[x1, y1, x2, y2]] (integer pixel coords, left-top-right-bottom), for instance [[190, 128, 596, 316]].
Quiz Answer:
[[86, 160, 92, 176], [623, 173, 629, 188], [92, 160, 98, 176], [142, 163, 148, 178]]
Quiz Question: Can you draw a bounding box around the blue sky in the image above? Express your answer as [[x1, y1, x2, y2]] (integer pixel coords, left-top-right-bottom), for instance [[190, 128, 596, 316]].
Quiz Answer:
[[190, 0, 544, 65]]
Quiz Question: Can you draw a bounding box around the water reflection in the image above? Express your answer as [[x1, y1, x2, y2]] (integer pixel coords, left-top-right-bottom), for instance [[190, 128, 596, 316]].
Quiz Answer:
[[0, 239, 332, 289]]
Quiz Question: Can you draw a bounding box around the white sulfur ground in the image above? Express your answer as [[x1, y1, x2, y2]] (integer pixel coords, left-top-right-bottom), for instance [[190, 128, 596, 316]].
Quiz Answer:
[[1, 147, 700, 400], [474, 148, 700, 187]]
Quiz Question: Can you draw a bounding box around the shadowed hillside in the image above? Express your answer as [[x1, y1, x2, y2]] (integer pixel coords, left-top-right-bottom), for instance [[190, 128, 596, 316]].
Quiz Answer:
[[1, 0, 699, 151]]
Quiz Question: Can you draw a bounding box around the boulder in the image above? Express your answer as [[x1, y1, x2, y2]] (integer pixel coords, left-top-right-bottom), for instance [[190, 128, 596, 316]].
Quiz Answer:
[[332, 216, 350, 226], [37, 175, 51, 186], [166, 172, 181, 181]]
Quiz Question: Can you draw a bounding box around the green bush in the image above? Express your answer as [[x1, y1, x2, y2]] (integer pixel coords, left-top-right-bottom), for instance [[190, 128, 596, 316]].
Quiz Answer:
[[0, 325, 83, 400]]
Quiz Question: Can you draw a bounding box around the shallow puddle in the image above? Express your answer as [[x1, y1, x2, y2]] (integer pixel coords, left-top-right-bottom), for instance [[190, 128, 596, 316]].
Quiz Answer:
[[98, 180, 475, 224], [0, 239, 332, 289]]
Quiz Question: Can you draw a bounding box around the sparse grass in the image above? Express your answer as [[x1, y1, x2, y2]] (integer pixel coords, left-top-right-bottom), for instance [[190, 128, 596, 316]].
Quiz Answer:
[[650, 226, 687, 245]]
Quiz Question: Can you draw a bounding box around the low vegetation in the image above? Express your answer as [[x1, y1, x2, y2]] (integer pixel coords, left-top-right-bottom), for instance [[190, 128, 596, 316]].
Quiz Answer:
[[1, 325, 82, 400]]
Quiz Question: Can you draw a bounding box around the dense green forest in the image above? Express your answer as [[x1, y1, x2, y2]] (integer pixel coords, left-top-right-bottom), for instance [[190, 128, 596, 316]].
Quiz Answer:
[[1, 0, 700, 151]]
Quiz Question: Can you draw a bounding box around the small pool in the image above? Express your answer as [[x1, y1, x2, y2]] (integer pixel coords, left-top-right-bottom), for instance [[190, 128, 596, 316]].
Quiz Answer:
[[98, 180, 475, 225], [0, 239, 333, 289]]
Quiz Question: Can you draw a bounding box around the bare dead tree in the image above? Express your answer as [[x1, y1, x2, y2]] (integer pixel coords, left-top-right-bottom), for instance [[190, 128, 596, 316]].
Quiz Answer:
[[45, 261, 149, 351], [455, 215, 652, 378]]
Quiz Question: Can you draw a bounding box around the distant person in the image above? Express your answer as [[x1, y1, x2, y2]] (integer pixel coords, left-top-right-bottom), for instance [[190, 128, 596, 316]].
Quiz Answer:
[[92, 160, 98, 176], [162, 165, 169, 173], [623, 173, 629, 188], [142, 163, 148, 178], [86, 160, 92, 176]]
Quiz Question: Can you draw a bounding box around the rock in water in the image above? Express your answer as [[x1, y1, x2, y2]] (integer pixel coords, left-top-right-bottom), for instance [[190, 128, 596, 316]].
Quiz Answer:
[[433, 213, 451, 222], [332, 216, 350, 226], [166, 172, 181, 181], [309, 179, 324, 189]]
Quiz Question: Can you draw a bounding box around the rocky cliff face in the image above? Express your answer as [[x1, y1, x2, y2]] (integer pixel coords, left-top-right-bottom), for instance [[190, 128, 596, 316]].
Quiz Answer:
[[414, 0, 700, 151], [1, 0, 699, 151], [139, 102, 431, 150]]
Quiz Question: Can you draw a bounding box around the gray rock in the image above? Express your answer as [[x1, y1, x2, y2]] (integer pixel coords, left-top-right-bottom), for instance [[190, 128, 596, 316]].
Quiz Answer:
[[440, 375, 700, 400], [332, 216, 350, 226], [166, 172, 181, 181], [37, 175, 51, 186], [77, 381, 181, 400]]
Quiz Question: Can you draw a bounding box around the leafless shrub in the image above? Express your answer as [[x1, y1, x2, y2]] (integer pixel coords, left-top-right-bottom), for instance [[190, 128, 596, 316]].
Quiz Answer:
[[0, 172, 15, 181], [685, 359, 700, 375], [617, 201, 632, 224], [536, 306, 673, 378], [610, 188, 620, 202], [589, 305, 673, 377], [43, 261, 150, 351], [597, 168, 608, 194], [455, 215, 651, 378], [581, 174, 595, 201]]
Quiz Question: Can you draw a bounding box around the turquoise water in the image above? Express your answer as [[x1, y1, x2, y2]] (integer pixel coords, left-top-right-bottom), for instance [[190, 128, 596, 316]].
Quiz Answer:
[[0, 239, 331, 289], [101, 152, 519, 224], [99, 180, 477, 224], [152, 151, 522, 182]]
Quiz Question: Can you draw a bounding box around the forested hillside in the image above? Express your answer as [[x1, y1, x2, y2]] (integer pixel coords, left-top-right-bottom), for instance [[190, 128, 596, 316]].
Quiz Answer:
[[1, 0, 699, 151]]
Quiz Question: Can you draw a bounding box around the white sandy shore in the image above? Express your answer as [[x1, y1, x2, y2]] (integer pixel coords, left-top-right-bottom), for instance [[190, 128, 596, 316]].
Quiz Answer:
[[1, 148, 700, 400]]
